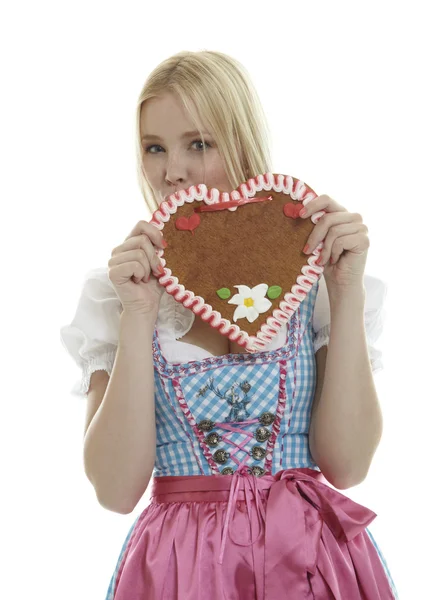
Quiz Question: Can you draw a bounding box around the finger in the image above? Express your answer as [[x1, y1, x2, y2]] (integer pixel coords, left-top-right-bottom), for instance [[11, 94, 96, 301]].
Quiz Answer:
[[113, 235, 164, 283], [332, 231, 370, 259], [302, 195, 348, 217], [109, 248, 152, 282], [112, 234, 146, 257], [113, 234, 163, 269], [109, 260, 146, 285], [304, 212, 363, 254], [125, 220, 165, 249], [134, 235, 164, 279], [321, 223, 365, 265]]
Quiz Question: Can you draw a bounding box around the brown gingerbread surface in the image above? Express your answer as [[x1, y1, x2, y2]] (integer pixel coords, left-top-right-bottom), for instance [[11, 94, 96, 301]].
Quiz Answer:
[[153, 175, 321, 345]]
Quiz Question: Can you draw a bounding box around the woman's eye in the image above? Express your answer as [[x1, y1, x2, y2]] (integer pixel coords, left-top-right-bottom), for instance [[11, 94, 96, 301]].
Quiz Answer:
[[144, 140, 211, 154], [191, 140, 211, 151], [145, 144, 163, 154]]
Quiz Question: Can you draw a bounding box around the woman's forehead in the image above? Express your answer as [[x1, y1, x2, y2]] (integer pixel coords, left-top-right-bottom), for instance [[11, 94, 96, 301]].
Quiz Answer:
[[140, 93, 211, 137]]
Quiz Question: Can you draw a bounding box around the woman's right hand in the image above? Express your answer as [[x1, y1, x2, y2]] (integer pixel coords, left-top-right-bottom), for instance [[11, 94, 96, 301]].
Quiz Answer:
[[108, 220, 166, 317]]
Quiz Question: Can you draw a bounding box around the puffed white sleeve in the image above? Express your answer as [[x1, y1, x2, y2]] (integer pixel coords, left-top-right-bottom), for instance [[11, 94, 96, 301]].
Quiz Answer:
[[312, 274, 387, 374], [60, 267, 122, 397]]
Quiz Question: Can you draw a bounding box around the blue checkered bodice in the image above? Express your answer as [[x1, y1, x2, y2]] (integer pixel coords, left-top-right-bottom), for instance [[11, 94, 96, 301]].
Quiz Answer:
[[151, 280, 321, 477]]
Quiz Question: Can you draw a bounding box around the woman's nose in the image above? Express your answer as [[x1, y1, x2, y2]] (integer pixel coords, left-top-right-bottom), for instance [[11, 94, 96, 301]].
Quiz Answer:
[[165, 174, 185, 187], [165, 153, 188, 179]]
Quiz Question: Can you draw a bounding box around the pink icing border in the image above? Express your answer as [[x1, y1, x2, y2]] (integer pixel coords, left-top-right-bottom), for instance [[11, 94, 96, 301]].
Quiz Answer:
[[150, 173, 325, 353]]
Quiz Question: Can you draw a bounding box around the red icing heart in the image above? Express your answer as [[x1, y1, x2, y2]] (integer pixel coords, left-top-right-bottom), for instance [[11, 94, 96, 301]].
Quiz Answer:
[[283, 202, 303, 219], [175, 213, 201, 234]]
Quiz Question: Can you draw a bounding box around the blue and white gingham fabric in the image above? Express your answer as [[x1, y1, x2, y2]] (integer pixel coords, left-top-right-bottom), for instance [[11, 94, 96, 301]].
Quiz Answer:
[[152, 280, 321, 477]]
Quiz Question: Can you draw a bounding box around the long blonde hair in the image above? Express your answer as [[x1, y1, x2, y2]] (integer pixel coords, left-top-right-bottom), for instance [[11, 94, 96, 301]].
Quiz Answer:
[[135, 50, 273, 213]]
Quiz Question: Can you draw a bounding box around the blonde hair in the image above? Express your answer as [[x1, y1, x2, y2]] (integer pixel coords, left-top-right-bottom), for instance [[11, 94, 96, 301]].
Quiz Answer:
[[135, 50, 273, 213]]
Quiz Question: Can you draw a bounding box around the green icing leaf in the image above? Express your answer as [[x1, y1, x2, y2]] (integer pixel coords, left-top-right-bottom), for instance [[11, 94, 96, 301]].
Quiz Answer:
[[217, 287, 231, 300], [267, 285, 282, 300]]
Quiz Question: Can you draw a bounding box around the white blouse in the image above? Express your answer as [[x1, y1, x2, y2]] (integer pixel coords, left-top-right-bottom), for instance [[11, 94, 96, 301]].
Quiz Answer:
[[60, 267, 387, 398]]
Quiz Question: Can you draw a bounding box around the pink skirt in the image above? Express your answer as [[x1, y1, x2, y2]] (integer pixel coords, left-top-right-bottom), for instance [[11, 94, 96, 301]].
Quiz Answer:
[[107, 467, 398, 599]]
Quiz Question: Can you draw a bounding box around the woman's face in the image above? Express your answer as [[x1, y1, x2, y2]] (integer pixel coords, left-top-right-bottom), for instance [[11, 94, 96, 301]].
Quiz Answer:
[[140, 92, 233, 206]]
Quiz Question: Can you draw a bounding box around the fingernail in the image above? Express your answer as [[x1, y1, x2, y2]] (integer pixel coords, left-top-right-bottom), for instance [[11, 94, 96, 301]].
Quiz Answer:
[[299, 208, 307, 218], [303, 244, 310, 254], [162, 239, 168, 248], [157, 265, 165, 275]]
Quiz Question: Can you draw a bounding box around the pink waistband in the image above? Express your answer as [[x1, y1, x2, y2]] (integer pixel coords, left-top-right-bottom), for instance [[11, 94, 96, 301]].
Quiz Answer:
[[151, 467, 326, 499], [150, 467, 377, 598]]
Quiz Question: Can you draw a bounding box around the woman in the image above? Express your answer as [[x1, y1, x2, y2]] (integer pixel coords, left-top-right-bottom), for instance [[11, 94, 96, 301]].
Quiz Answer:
[[60, 50, 399, 599]]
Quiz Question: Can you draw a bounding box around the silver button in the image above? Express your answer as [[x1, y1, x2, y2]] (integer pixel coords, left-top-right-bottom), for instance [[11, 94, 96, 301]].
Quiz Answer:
[[251, 445, 266, 461], [259, 412, 275, 426], [255, 426, 272, 443], [251, 466, 266, 477], [197, 419, 215, 432], [221, 467, 234, 475], [214, 449, 230, 464], [205, 432, 221, 447]]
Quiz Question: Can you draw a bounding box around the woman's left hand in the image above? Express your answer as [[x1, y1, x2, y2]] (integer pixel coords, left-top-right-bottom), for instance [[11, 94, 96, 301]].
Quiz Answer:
[[300, 194, 369, 292]]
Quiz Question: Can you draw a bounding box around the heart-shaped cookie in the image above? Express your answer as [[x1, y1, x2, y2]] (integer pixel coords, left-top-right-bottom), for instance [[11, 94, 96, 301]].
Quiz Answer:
[[150, 173, 325, 353]]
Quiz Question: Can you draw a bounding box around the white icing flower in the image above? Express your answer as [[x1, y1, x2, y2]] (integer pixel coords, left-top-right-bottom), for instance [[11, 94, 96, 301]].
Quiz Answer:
[[228, 284, 272, 323]]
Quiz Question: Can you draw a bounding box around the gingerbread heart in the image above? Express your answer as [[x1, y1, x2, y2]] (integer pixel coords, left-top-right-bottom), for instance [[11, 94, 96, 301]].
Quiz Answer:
[[150, 173, 325, 353]]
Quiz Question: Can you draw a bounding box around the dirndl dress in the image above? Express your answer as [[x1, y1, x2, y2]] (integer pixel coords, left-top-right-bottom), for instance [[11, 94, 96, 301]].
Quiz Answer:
[[105, 282, 399, 599]]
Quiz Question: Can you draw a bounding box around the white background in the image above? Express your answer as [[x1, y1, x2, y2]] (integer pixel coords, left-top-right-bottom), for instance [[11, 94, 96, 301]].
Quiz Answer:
[[1, 1, 431, 598]]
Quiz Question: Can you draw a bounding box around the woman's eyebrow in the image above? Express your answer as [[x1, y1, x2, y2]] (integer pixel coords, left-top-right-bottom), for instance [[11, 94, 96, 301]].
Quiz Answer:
[[141, 130, 210, 141]]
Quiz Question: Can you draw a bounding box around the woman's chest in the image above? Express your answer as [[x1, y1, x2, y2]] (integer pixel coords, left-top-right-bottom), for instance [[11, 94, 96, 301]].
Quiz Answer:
[[178, 316, 248, 357]]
